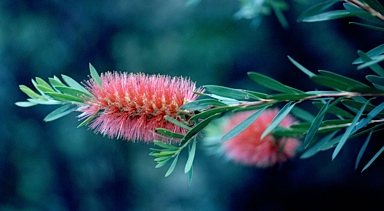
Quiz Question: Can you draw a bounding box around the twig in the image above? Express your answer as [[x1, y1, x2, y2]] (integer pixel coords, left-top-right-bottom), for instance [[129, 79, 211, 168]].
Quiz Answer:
[[345, 0, 384, 22]]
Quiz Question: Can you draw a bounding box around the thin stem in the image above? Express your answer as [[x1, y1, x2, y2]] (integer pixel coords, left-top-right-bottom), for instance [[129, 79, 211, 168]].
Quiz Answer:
[[238, 91, 384, 108]]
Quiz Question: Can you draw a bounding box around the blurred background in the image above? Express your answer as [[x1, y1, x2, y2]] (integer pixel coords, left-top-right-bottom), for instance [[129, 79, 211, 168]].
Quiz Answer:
[[2, 0, 384, 210]]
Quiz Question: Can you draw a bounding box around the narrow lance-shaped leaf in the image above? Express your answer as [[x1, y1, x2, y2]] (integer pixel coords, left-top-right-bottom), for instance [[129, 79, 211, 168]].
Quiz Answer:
[[188, 166, 193, 185], [181, 99, 228, 110], [357, 55, 384, 71], [332, 99, 372, 160], [261, 102, 296, 139], [89, 63, 102, 86], [303, 99, 332, 148], [355, 131, 373, 170], [349, 22, 384, 32], [184, 138, 197, 173], [354, 44, 384, 64], [287, 56, 315, 77], [181, 113, 220, 145], [300, 130, 339, 159], [362, 146, 384, 172], [297, 0, 340, 22], [301, 10, 366, 22], [356, 102, 384, 131], [77, 110, 100, 128], [153, 140, 180, 150], [165, 154, 179, 177], [203, 85, 262, 101], [290, 106, 315, 123], [61, 74, 93, 96], [44, 104, 76, 122], [155, 128, 184, 139], [248, 72, 304, 94], [164, 116, 192, 130], [357, 50, 384, 76], [15, 101, 38, 107], [19, 85, 42, 99], [318, 70, 371, 90], [222, 106, 269, 141]]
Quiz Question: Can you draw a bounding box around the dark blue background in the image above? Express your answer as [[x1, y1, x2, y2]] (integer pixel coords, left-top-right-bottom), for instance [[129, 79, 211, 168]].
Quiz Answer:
[[2, 0, 383, 210]]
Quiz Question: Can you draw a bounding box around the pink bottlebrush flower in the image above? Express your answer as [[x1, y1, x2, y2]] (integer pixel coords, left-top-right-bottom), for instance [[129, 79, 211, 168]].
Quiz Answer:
[[78, 71, 202, 142], [223, 109, 301, 167]]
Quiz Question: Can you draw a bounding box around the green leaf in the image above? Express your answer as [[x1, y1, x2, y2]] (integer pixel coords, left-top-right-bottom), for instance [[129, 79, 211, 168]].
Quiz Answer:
[[184, 138, 197, 173], [89, 63, 102, 86], [354, 44, 384, 64], [272, 127, 307, 137], [44, 92, 83, 103], [61, 74, 92, 96], [27, 98, 61, 105], [153, 140, 180, 150], [49, 77, 67, 92], [203, 85, 262, 101], [318, 70, 371, 91], [181, 113, 220, 145], [248, 72, 304, 94], [15, 101, 38, 107], [366, 75, 384, 86], [319, 134, 343, 151], [151, 151, 177, 157], [356, 102, 384, 130], [290, 107, 315, 122], [349, 22, 384, 32], [165, 154, 179, 177], [35, 77, 55, 92], [155, 158, 172, 168], [164, 116, 192, 130], [357, 55, 384, 70], [77, 110, 100, 128], [297, 0, 340, 22], [300, 130, 339, 159], [155, 128, 184, 139], [43, 104, 76, 122], [344, 2, 384, 25], [332, 99, 372, 160], [355, 131, 372, 170], [36, 84, 55, 93], [356, 50, 384, 76], [301, 10, 366, 22], [288, 56, 316, 77], [261, 102, 296, 139], [191, 106, 237, 121], [303, 99, 332, 148], [19, 85, 41, 99], [342, 99, 376, 114], [188, 166, 193, 185], [270, 1, 289, 29], [222, 106, 269, 141], [53, 86, 92, 98], [362, 146, 384, 172], [310, 75, 352, 91], [181, 99, 228, 110], [312, 101, 355, 119]]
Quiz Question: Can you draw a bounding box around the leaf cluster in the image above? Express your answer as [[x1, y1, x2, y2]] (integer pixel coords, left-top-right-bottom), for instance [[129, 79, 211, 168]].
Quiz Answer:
[[298, 0, 384, 31], [16, 64, 100, 124], [177, 43, 384, 173]]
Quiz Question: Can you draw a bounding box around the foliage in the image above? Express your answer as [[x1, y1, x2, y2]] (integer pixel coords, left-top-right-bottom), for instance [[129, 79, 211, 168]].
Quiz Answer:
[[16, 0, 384, 182]]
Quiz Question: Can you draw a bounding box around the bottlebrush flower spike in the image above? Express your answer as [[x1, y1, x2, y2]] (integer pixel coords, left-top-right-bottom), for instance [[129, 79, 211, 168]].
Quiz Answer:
[[79, 71, 202, 142], [223, 109, 301, 167]]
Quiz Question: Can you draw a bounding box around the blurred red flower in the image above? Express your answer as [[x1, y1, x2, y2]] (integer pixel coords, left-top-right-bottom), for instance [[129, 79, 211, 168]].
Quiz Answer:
[[223, 109, 301, 167], [78, 72, 202, 142]]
